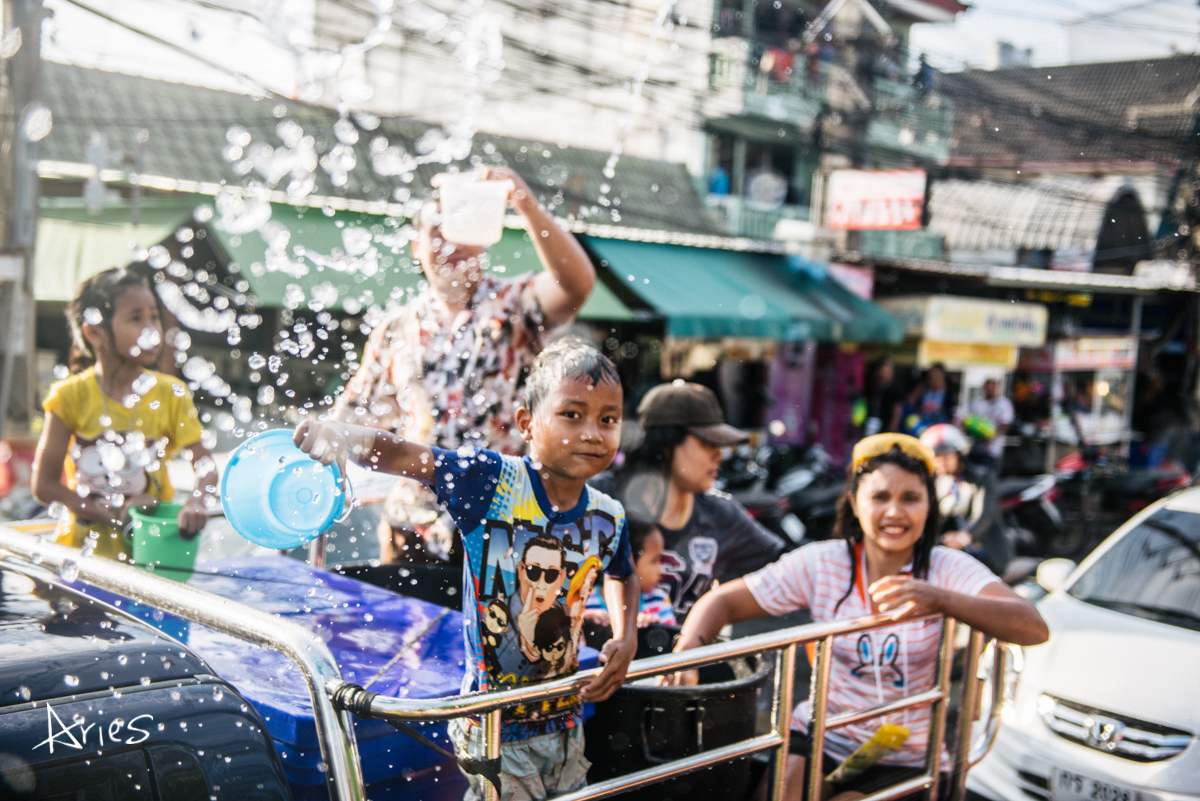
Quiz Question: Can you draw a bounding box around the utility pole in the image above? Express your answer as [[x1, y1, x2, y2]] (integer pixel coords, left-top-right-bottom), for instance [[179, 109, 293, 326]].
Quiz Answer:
[[0, 0, 45, 441]]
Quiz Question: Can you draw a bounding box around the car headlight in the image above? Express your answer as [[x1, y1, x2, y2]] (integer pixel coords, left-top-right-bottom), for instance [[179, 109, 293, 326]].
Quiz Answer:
[[980, 640, 1024, 710]]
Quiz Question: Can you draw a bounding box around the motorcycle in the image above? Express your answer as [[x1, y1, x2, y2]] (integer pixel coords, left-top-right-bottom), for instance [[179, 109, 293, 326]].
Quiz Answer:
[[1050, 445, 1191, 559], [994, 472, 1067, 560], [718, 443, 843, 547]]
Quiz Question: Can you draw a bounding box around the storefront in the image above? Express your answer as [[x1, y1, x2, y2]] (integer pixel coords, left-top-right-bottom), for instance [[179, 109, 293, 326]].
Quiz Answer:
[[876, 294, 1049, 405], [1015, 336, 1138, 470]]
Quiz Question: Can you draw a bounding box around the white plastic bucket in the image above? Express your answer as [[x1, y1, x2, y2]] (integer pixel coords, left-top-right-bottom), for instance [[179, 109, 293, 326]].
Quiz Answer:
[[437, 176, 514, 246]]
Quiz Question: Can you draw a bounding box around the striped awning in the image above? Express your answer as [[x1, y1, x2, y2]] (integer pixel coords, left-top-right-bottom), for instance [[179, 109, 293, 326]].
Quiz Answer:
[[927, 177, 1143, 253]]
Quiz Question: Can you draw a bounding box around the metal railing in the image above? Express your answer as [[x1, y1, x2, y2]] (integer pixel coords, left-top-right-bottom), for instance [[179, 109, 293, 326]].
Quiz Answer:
[[0, 523, 1006, 801]]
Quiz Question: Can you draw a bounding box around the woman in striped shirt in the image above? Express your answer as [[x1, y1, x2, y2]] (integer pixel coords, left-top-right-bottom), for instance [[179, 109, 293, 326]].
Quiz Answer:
[[670, 433, 1048, 801]]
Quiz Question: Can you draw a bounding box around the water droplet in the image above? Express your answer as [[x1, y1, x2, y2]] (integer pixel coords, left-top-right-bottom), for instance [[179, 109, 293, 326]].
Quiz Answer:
[[141, 676, 152, 686], [63, 675, 79, 687], [59, 559, 79, 582], [212, 687, 224, 702], [136, 328, 161, 352], [118, 655, 128, 666], [18, 685, 31, 700], [248, 353, 267, 370]]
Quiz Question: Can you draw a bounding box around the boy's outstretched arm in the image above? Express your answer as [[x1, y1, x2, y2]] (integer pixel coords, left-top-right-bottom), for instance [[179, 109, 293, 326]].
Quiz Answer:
[[578, 572, 639, 702], [294, 419, 436, 482]]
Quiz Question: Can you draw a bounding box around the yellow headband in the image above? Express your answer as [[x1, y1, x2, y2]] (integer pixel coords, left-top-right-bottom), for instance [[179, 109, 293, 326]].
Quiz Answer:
[[851, 433, 936, 474]]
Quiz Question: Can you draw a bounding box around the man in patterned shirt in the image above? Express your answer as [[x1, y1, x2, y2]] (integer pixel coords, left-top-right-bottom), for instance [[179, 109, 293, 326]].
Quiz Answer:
[[334, 166, 596, 563]]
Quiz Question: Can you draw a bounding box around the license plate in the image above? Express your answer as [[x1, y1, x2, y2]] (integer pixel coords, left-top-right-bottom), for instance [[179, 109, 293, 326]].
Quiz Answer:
[[1051, 769, 1138, 801]]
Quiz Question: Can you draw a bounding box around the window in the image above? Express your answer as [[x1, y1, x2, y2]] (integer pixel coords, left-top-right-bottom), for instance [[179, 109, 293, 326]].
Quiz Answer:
[[1068, 509, 1200, 633]]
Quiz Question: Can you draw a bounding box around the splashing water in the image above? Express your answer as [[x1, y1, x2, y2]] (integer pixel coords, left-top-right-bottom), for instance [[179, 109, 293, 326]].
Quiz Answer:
[[136, 328, 161, 352], [600, 0, 679, 195], [131, 372, 157, 397]]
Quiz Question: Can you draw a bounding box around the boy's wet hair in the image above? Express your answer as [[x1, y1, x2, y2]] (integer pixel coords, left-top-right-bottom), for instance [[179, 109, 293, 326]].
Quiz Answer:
[[66, 267, 154, 372], [522, 336, 621, 415]]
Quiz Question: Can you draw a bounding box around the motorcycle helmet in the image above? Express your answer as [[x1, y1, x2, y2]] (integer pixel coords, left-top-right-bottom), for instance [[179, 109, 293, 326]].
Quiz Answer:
[[919, 423, 970, 456]]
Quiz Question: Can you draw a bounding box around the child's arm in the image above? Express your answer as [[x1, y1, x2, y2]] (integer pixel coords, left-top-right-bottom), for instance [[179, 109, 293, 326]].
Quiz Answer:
[[294, 419, 435, 481], [578, 572, 639, 702], [31, 412, 141, 527], [177, 441, 218, 539]]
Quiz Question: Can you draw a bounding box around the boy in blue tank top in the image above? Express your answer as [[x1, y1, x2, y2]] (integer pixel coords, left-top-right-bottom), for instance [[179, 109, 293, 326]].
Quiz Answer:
[[295, 338, 639, 801]]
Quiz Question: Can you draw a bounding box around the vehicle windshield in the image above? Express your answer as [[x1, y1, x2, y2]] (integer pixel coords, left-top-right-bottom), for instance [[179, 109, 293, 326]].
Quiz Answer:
[[1067, 509, 1200, 634]]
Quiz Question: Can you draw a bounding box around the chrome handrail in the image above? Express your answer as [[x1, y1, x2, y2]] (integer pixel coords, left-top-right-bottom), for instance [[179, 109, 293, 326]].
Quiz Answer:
[[1, 520, 1006, 801], [0, 525, 366, 801]]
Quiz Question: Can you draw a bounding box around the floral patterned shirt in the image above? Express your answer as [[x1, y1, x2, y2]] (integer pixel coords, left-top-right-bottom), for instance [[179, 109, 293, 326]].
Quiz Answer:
[[336, 273, 549, 454]]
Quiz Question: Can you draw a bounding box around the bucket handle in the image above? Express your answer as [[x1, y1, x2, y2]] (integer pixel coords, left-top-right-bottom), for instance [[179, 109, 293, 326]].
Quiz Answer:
[[640, 703, 706, 764], [334, 472, 356, 525]]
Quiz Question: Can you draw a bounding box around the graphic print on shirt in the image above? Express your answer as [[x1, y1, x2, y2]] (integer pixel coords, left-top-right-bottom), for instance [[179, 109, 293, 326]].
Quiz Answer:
[[442, 450, 632, 739], [659, 535, 721, 615], [72, 431, 161, 499], [476, 519, 616, 685], [849, 632, 905, 689]]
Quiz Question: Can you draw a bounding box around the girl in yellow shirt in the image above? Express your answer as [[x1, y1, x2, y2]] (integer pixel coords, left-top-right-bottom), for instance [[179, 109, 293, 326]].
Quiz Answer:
[[32, 268, 216, 561]]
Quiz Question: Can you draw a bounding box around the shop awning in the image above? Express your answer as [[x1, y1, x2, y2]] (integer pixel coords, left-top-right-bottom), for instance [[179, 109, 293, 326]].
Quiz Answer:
[[583, 236, 903, 342], [33, 197, 198, 301], [205, 203, 632, 320], [927, 177, 1139, 253]]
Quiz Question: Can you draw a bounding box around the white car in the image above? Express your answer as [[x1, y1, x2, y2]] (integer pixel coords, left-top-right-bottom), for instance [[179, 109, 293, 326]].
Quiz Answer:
[[968, 487, 1200, 801]]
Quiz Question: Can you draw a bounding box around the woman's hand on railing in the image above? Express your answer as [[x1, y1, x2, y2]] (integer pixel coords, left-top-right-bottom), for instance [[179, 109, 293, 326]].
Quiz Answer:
[[657, 668, 700, 687]]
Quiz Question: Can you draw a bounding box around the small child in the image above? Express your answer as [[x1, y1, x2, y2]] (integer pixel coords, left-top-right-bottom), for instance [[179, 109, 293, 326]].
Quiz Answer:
[[294, 337, 640, 801], [586, 516, 677, 627], [32, 268, 216, 561]]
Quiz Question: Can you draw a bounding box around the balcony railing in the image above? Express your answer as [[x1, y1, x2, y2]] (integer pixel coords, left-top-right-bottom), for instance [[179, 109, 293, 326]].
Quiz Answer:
[[868, 78, 954, 163], [709, 44, 826, 127], [706, 194, 812, 240], [859, 228, 946, 261]]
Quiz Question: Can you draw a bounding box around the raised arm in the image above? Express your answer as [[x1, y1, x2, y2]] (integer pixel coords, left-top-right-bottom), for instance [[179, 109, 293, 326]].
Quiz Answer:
[[484, 165, 595, 327], [294, 419, 435, 482]]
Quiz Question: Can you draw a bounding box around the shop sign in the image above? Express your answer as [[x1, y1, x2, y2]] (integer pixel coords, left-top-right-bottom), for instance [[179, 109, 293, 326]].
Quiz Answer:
[[878, 296, 1048, 347], [918, 340, 1017, 369], [826, 170, 925, 230], [1053, 337, 1137, 371]]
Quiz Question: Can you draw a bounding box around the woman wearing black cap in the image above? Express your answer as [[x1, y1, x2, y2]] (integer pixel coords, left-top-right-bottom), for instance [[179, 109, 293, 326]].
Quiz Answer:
[[594, 381, 785, 620]]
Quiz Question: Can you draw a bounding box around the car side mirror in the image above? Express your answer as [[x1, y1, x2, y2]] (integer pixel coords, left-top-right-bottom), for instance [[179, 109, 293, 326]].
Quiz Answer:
[[1036, 558, 1076, 593]]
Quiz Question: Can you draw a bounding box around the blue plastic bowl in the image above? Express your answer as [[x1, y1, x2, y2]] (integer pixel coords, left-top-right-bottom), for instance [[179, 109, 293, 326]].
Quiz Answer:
[[221, 430, 346, 550]]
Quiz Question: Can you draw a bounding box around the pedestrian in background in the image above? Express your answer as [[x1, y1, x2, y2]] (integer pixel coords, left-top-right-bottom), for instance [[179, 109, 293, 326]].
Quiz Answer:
[[863, 357, 904, 436], [960, 378, 1013, 474], [904, 363, 955, 434]]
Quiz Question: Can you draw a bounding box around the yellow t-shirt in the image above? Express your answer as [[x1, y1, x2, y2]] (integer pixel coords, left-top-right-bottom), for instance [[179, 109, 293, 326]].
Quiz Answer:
[[43, 367, 204, 559]]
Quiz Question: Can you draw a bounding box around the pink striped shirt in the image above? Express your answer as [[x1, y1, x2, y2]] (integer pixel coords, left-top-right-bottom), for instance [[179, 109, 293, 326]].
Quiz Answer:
[[744, 540, 998, 767]]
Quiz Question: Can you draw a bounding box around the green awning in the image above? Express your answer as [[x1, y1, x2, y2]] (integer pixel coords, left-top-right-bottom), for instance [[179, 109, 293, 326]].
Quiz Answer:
[[582, 236, 903, 343], [205, 203, 632, 320], [34, 197, 198, 301], [785, 256, 905, 344]]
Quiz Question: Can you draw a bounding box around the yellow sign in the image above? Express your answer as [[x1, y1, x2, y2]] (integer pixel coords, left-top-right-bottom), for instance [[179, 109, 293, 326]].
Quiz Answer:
[[918, 340, 1017, 369], [877, 296, 1048, 347]]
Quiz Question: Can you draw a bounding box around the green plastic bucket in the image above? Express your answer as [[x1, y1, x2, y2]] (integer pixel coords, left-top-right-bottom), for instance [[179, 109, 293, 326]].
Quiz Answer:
[[127, 503, 197, 579]]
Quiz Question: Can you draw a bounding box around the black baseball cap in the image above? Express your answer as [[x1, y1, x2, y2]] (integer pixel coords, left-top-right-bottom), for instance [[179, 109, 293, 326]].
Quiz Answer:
[[636, 381, 749, 446]]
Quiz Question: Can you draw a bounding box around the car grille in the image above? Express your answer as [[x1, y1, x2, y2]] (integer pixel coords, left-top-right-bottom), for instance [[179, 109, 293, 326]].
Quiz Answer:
[[1040, 695, 1193, 762], [1016, 770, 1049, 800]]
